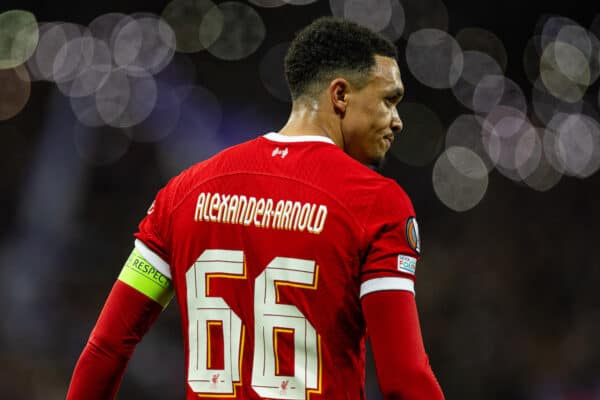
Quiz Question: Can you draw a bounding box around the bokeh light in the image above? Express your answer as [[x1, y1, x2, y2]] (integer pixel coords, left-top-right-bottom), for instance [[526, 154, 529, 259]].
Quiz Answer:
[[559, 25, 600, 84], [378, 0, 405, 42], [540, 41, 590, 103], [26, 22, 83, 82], [432, 146, 488, 212], [400, 0, 448, 39], [482, 105, 528, 140], [524, 131, 563, 191], [88, 13, 133, 46], [515, 126, 544, 181], [540, 16, 585, 53], [531, 78, 583, 126], [248, 0, 287, 8], [53, 32, 95, 84], [155, 53, 197, 88], [0, 10, 39, 70], [406, 29, 463, 89], [25, 13, 181, 130], [95, 68, 131, 126], [70, 94, 105, 127], [472, 75, 527, 116], [480, 106, 525, 167], [329, 0, 393, 32], [452, 51, 503, 111], [112, 15, 176, 76], [201, 2, 265, 61], [455, 27, 508, 72], [543, 120, 568, 174], [445, 114, 494, 172], [128, 80, 182, 142], [283, 0, 319, 5], [157, 85, 223, 177], [532, 15, 600, 104], [547, 113, 600, 178], [0, 65, 31, 121], [73, 122, 131, 165], [390, 102, 443, 166], [161, 0, 219, 53], [56, 38, 112, 98], [578, 115, 600, 178], [259, 42, 291, 102], [107, 72, 158, 128], [481, 113, 541, 182]]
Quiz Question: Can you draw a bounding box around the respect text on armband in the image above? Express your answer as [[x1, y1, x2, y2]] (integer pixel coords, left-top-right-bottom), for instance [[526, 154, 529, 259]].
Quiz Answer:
[[126, 253, 171, 288], [193, 192, 328, 234]]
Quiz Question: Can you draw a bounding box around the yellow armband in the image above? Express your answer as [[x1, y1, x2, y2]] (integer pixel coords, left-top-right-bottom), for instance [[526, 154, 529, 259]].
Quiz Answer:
[[118, 248, 174, 308]]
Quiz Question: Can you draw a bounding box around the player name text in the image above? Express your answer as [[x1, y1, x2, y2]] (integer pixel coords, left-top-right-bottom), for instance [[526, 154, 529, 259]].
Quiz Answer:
[[194, 192, 327, 234]]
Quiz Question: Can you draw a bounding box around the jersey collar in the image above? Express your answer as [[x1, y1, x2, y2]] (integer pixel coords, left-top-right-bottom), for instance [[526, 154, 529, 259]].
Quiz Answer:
[[263, 132, 335, 145]]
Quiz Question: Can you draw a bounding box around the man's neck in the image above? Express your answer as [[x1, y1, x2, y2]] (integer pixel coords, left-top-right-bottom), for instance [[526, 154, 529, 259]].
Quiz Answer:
[[278, 102, 343, 149]]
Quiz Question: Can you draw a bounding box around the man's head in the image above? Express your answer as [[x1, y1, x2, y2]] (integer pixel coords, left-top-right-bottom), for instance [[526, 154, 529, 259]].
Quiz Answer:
[[284, 17, 404, 166]]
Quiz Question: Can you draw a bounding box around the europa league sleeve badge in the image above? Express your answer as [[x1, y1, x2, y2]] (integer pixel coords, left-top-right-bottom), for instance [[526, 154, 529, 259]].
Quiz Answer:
[[405, 217, 421, 255]]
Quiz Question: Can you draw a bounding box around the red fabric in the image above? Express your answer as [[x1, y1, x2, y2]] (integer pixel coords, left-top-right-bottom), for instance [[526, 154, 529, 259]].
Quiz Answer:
[[66, 280, 163, 400], [362, 290, 445, 400], [132, 135, 438, 398]]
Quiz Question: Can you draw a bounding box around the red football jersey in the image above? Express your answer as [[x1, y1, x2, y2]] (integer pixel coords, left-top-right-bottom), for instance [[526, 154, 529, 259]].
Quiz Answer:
[[134, 133, 420, 400]]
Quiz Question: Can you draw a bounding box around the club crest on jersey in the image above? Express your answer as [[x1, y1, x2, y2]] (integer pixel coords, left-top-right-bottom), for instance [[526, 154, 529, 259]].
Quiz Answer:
[[272, 147, 288, 159], [405, 217, 420, 254], [211, 374, 219, 388], [147, 200, 155, 215], [280, 380, 289, 394]]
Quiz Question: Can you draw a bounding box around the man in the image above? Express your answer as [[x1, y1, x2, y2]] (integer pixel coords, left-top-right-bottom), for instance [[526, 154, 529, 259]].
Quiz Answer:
[[67, 17, 445, 400]]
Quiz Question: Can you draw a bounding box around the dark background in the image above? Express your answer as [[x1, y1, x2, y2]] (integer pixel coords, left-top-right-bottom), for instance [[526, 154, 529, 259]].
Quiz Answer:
[[1, 1, 599, 399]]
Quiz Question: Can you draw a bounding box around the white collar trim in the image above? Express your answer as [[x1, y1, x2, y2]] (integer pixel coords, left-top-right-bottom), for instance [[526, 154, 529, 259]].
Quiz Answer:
[[264, 132, 335, 145]]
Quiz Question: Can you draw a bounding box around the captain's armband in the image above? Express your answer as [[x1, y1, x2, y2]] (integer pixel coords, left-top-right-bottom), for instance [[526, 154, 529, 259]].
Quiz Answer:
[[118, 248, 174, 308]]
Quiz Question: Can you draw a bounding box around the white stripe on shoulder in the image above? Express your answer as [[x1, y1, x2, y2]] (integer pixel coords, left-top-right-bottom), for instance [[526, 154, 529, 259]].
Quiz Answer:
[[134, 239, 172, 279], [360, 277, 415, 298], [264, 132, 335, 144]]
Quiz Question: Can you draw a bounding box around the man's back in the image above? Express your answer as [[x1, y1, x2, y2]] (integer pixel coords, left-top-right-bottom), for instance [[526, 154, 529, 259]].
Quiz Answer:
[[136, 133, 418, 399]]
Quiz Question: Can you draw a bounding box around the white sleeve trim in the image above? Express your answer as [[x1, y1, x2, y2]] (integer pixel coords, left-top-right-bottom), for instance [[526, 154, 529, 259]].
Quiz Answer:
[[360, 277, 415, 298], [134, 239, 172, 279]]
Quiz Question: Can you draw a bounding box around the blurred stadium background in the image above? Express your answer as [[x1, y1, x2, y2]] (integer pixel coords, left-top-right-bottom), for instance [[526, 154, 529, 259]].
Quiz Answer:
[[1, 0, 600, 399]]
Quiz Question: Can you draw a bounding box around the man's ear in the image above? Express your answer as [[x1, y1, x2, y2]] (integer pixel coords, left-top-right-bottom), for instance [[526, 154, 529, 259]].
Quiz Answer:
[[329, 78, 350, 115]]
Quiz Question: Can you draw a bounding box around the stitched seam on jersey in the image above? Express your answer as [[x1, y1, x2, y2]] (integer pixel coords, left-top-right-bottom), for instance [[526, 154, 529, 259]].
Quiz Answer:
[[167, 171, 367, 237]]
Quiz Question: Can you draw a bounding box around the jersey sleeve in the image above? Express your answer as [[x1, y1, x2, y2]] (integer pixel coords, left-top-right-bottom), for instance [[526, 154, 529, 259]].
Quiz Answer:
[[360, 181, 421, 298], [133, 180, 176, 279]]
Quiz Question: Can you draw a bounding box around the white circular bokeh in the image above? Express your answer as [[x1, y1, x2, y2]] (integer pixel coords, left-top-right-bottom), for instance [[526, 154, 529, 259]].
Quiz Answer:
[[201, 2, 265, 61], [406, 29, 463, 89], [161, 0, 219, 53], [329, 0, 394, 32], [451, 51, 503, 111], [432, 146, 489, 212]]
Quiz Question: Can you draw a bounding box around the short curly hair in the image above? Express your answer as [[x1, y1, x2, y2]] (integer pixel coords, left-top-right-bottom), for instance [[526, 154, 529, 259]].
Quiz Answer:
[[284, 17, 398, 100]]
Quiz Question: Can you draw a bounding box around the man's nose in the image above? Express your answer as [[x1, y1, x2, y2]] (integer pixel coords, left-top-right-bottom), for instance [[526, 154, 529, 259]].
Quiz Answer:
[[391, 107, 403, 134]]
